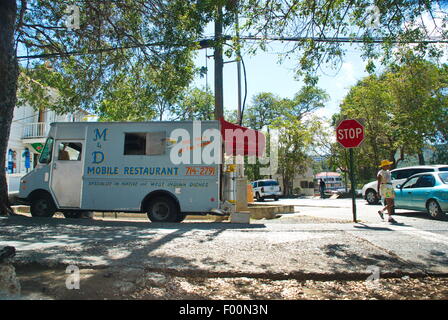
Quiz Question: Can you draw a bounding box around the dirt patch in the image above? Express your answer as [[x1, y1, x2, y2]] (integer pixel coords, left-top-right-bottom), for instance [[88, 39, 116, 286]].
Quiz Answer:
[[15, 265, 448, 300]]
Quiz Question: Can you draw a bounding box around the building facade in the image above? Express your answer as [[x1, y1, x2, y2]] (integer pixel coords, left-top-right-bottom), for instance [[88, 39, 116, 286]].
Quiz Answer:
[[6, 105, 87, 174], [273, 166, 315, 196]]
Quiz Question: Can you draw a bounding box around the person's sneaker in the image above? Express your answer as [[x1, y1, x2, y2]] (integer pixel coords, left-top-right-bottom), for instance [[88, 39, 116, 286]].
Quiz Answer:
[[388, 218, 398, 224], [378, 211, 384, 220]]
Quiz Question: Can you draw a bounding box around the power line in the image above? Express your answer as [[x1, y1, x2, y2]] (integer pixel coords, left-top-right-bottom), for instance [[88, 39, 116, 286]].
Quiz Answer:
[[12, 109, 49, 123], [16, 36, 448, 60], [240, 35, 448, 44]]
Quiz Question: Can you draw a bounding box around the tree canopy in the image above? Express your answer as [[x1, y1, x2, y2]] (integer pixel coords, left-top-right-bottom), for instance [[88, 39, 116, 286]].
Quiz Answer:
[[1, 0, 447, 215], [333, 55, 448, 183]]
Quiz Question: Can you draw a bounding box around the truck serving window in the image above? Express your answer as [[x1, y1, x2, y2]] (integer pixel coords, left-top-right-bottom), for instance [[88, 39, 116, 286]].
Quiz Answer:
[[39, 137, 54, 164], [57, 142, 82, 161], [124, 132, 166, 156]]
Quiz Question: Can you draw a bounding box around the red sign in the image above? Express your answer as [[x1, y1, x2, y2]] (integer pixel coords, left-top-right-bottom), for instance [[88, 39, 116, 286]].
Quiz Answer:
[[336, 119, 365, 148]]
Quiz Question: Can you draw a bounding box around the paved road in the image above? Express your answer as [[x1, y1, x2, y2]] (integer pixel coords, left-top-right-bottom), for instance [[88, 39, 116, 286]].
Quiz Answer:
[[1, 197, 447, 279]]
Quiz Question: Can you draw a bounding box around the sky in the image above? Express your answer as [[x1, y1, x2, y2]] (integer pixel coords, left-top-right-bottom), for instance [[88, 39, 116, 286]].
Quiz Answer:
[[193, 41, 369, 121]]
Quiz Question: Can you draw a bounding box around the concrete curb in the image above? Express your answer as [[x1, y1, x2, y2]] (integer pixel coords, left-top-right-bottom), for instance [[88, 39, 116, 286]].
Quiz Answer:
[[11, 203, 296, 221]]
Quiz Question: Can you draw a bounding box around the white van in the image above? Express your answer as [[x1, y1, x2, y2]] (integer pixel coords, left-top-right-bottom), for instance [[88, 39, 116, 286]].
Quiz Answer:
[[362, 165, 448, 204], [17, 121, 243, 222]]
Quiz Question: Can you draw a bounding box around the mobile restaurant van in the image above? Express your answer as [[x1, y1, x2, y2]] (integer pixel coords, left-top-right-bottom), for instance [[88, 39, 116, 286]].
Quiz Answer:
[[18, 120, 265, 222]]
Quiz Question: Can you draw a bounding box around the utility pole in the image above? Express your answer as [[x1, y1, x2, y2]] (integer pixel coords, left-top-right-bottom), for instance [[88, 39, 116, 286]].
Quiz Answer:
[[235, 10, 242, 125], [214, 4, 224, 120]]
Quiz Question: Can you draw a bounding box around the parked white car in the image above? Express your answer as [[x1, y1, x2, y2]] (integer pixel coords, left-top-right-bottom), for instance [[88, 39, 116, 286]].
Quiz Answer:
[[251, 179, 282, 201], [362, 165, 448, 205]]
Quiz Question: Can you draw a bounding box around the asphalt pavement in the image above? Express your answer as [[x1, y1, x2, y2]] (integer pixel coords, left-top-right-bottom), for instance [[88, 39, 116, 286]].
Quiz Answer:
[[1, 197, 447, 280]]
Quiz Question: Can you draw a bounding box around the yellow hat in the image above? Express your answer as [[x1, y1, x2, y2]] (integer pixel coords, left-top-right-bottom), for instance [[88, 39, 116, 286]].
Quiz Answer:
[[379, 160, 393, 168]]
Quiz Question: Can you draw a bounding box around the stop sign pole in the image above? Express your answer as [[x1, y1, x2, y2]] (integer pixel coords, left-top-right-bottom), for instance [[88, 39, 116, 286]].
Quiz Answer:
[[336, 119, 365, 223]]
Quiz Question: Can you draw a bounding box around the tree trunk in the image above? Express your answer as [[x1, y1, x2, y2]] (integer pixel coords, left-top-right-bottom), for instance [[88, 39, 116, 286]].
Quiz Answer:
[[0, 0, 18, 216], [418, 151, 425, 165]]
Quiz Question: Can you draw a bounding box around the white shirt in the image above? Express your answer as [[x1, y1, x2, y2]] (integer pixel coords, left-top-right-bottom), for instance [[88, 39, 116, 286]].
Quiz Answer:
[[377, 169, 392, 184]]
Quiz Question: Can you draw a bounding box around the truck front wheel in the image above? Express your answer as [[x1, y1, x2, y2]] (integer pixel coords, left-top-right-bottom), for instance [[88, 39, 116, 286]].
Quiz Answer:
[[146, 197, 179, 223], [30, 194, 56, 218]]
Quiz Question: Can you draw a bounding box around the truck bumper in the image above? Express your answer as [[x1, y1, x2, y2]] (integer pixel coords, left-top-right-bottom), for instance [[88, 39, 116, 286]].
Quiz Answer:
[[261, 192, 282, 198]]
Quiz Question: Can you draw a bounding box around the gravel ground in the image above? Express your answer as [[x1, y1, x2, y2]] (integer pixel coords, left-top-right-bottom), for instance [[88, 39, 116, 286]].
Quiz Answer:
[[16, 265, 448, 300], [4, 211, 448, 300], [131, 276, 448, 300]]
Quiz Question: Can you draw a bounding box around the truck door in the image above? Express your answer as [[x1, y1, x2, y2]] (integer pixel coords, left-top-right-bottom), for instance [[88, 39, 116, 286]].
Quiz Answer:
[[50, 140, 84, 208]]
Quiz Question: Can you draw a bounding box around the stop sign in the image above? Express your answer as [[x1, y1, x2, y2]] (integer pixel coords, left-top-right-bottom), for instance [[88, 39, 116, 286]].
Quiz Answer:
[[336, 119, 365, 148]]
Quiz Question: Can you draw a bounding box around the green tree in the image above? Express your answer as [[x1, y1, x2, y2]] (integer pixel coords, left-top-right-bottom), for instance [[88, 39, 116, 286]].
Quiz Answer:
[[333, 56, 448, 182], [272, 115, 325, 195], [241, 1, 447, 76], [173, 87, 215, 120], [242, 86, 329, 186], [243, 92, 282, 130], [1, 1, 446, 215], [0, 0, 217, 215]]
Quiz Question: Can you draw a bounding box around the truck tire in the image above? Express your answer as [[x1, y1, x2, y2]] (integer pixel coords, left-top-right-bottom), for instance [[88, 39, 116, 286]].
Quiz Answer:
[[365, 189, 379, 205], [30, 194, 56, 218], [146, 196, 179, 223], [255, 192, 264, 202]]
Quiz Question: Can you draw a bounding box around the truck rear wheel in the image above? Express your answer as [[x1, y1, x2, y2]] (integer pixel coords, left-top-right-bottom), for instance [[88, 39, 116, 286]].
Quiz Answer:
[[146, 197, 179, 223], [30, 194, 56, 218]]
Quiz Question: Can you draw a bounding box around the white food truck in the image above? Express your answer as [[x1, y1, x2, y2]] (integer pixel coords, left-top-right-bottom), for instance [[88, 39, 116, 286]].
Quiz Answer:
[[18, 120, 264, 222]]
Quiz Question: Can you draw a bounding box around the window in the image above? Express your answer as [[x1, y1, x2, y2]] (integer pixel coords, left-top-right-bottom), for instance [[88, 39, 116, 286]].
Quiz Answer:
[[146, 132, 166, 155], [392, 169, 412, 180], [300, 181, 313, 189], [259, 180, 279, 187], [124, 133, 146, 155], [439, 167, 448, 172], [39, 138, 54, 164], [415, 175, 435, 188], [402, 176, 419, 189], [439, 173, 448, 184], [124, 132, 166, 155], [392, 168, 436, 180], [413, 168, 435, 175], [57, 142, 82, 161]]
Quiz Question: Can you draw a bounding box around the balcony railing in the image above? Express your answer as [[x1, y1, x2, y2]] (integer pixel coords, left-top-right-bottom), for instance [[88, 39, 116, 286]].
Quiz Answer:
[[22, 122, 50, 139]]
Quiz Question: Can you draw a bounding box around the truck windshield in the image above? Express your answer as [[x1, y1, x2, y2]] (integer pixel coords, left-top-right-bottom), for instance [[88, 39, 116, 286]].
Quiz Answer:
[[39, 137, 54, 164]]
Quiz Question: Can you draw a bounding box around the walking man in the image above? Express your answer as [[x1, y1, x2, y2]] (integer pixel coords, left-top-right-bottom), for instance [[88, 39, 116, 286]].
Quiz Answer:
[[319, 179, 326, 199], [377, 160, 398, 224]]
